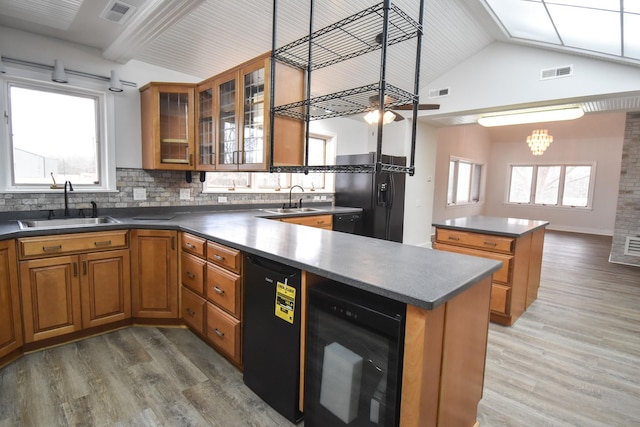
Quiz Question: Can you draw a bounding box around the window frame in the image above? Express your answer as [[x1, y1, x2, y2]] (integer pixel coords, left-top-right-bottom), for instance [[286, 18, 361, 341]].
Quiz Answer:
[[506, 162, 596, 209], [202, 132, 336, 194], [446, 156, 484, 206], [1, 74, 116, 193]]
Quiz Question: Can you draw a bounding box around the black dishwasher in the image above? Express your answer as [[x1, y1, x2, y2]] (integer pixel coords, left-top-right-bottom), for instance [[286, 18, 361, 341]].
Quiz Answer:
[[333, 212, 364, 235], [243, 254, 303, 423]]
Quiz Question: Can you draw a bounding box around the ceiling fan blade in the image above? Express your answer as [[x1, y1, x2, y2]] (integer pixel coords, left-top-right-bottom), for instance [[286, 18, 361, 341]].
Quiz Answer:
[[393, 104, 440, 111], [393, 112, 405, 122]]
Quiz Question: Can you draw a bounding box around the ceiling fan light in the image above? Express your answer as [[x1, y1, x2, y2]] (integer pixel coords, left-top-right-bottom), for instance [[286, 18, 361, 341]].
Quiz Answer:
[[477, 106, 584, 127], [363, 110, 396, 125]]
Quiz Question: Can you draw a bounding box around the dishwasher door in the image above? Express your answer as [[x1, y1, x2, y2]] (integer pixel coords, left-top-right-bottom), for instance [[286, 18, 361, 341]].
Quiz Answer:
[[243, 254, 303, 423]]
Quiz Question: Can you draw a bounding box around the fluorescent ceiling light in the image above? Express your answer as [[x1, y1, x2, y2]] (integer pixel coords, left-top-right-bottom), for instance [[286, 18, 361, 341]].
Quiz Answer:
[[477, 107, 584, 127]]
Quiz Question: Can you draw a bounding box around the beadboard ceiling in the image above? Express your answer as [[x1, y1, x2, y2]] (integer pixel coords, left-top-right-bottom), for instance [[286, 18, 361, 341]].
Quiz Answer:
[[1, 0, 639, 125]]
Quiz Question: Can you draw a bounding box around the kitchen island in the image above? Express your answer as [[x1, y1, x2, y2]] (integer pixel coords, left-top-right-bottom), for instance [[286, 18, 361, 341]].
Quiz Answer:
[[0, 207, 501, 426], [433, 215, 549, 326]]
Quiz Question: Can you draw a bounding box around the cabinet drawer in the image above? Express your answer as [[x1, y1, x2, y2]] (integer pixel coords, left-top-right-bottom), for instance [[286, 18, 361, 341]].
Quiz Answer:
[[206, 303, 241, 362], [281, 214, 333, 229], [490, 284, 511, 315], [181, 252, 206, 294], [207, 242, 241, 274], [436, 229, 514, 254], [206, 263, 241, 317], [18, 231, 129, 259], [182, 287, 205, 335], [181, 233, 206, 258], [433, 242, 512, 284]]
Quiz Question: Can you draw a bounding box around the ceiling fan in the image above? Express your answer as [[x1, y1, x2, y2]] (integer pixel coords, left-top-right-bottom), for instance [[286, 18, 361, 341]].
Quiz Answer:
[[365, 94, 440, 124]]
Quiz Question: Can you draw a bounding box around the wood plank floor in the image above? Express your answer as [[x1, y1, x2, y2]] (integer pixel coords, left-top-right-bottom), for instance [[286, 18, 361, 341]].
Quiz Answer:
[[1, 230, 638, 426]]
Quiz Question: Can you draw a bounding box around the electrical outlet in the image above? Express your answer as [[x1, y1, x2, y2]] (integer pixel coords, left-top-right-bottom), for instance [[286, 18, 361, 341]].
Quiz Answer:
[[320, 195, 327, 201], [218, 196, 228, 203], [313, 196, 321, 201], [180, 189, 190, 200], [133, 188, 146, 201]]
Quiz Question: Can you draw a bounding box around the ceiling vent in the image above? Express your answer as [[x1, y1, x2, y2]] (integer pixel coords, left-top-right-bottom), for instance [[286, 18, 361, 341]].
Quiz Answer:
[[428, 87, 450, 98], [624, 236, 640, 257], [100, 1, 136, 24], [540, 65, 573, 80]]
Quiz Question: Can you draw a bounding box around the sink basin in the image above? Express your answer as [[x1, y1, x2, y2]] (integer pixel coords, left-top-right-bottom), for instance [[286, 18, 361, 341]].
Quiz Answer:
[[261, 207, 324, 215], [17, 216, 121, 230]]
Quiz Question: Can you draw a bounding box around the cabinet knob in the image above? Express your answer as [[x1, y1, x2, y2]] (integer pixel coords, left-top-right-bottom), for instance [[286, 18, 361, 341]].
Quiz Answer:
[[213, 286, 225, 294], [186, 271, 196, 279]]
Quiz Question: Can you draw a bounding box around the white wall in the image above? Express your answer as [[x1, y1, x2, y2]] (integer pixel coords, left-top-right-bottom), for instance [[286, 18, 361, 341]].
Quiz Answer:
[[484, 112, 625, 235], [433, 125, 492, 223], [0, 26, 201, 169], [423, 42, 640, 117]]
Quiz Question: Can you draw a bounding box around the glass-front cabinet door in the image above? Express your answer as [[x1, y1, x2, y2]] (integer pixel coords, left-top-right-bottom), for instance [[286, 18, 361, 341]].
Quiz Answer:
[[140, 83, 195, 170], [196, 80, 215, 170], [215, 71, 239, 170], [240, 62, 267, 170]]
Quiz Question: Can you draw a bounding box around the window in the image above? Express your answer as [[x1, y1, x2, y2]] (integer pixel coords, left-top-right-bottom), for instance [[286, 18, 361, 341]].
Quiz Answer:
[[2, 77, 114, 192], [508, 164, 594, 208], [447, 158, 483, 205], [204, 135, 335, 192]]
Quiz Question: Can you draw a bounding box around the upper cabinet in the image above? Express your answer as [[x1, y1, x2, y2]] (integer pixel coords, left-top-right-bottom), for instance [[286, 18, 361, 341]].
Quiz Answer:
[[140, 83, 196, 170], [141, 52, 304, 172]]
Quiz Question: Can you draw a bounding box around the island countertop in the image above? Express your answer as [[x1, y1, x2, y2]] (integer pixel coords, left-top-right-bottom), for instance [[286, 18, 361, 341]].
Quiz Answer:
[[0, 207, 501, 311], [433, 215, 549, 237]]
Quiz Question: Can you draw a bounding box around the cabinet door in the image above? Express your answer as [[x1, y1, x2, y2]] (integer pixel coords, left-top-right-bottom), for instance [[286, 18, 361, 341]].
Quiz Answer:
[[215, 70, 240, 170], [140, 83, 196, 170], [196, 80, 216, 170], [131, 230, 178, 319], [80, 249, 131, 328], [0, 240, 22, 358], [239, 61, 267, 170], [20, 255, 82, 343]]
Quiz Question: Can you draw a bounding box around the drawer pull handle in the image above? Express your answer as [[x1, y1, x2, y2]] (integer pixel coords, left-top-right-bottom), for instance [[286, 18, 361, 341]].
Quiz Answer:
[[185, 242, 195, 249], [213, 286, 225, 294], [447, 236, 460, 241], [186, 308, 195, 317], [94, 240, 112, 247], [214, 328, 225, 337], [186, 272, 196, 279], [83, 260, 87, 275], [42, 245, 62, 252], [316, 220, 325, 224], [213, 254, 225, 261], [484, 241, 497, 247]]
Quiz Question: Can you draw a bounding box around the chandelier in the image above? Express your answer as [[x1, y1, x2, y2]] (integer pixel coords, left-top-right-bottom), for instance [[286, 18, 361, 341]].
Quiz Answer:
[[526, 129, 553, 155]]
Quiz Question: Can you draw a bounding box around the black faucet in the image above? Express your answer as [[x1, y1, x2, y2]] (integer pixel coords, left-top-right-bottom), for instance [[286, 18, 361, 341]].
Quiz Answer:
[[91, 201, 98, 218], [64, 181, 74, 216], [286, 185, 304, 209]]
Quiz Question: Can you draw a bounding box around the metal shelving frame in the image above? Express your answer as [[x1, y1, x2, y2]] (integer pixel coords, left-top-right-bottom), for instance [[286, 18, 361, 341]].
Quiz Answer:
[[269, 0, 425, 175]]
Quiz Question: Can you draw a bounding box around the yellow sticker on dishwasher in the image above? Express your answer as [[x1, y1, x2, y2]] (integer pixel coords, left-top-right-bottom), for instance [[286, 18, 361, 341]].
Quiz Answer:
[[275, 281, 296, 324]]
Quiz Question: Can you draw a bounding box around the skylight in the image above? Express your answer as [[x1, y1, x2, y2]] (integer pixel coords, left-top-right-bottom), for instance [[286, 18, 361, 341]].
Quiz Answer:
[[484, 0, 640, 62]]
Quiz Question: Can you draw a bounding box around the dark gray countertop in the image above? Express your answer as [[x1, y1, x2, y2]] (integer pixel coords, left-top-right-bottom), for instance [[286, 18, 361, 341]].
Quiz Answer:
[[433, 215, 549, 237], [1, 206, 501, 310]]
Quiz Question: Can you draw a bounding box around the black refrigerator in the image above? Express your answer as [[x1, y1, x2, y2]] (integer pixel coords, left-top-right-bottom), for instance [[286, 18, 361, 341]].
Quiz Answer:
[[334, 153, 406, 243]]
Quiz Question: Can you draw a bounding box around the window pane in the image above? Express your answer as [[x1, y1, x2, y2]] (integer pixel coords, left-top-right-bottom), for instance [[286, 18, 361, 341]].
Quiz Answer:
[[254, 172, 290, 189], [293, 137, 326, 190], [471, 164, 482, 202], [509, 166, 533, 203], [206, 172, 250, 189], [456, 162, 472, 203], [562, 166, 591, 207], [10, 85, 99, 185], [447, 160, 456, 204], [534, 166, 561, 204]]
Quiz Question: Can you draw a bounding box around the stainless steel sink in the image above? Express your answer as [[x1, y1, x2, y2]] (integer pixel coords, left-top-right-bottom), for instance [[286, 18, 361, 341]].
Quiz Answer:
[[17, 216, 121, 230], [261, 207, 324, 215]]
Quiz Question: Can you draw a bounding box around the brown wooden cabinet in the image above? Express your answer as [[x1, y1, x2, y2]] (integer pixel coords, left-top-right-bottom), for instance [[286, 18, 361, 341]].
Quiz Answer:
[[131, 229, 179, 319], [280, 214, 333, 230], [434, 226, 545, 326], [140, 82, 197, 170], [0, 240, 23, 359], [179, 232, 243, 366], [18, 231, 131, 343], [143, 52, 304, 172]]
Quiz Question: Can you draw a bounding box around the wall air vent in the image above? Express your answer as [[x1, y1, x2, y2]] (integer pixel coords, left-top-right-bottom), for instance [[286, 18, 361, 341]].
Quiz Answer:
[[624, 236, 640, 257], [100, 0, 136, 24], [428, 87, 450, 98], [540, 65, 573, 80]]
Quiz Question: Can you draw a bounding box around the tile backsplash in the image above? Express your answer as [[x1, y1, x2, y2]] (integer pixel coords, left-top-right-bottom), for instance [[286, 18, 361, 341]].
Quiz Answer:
[[0, 168, 333, 216]]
